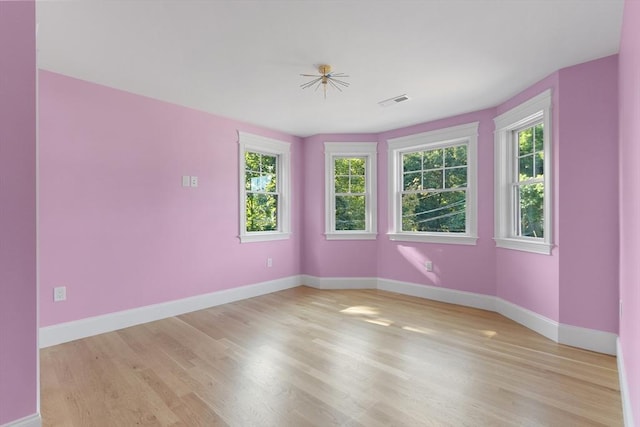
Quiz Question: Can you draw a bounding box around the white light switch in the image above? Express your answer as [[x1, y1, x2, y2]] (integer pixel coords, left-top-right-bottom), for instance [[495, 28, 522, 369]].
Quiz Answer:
[[182, 176, 191, 187], [190, 176, 198, 187]]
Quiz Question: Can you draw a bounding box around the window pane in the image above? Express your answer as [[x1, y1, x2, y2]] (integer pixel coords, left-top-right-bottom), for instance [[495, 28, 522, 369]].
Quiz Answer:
[[518, 128, 534, 155], [245, 152, 261, 172], [350, 158, 366, 176], [445, 145, 467, 167], [402, 191, 466, 233], [403, 152, 422, 172], [519, 154, 534, 180], [403, 172, 422, 190], [335, 175, 350, 193], [445, 167, 467, 188], [335, 195, 366, 230], [264, 174, 276, 192], [246, 193, 278, 231], [534, 123, 544, 152], [350, 176, 365, 193], [335, 158, 350, 175], [423, 149, 443, 169], [255, 175, 273, 192], [423, 170, 443, 189], [262, 154, 276, 174], [246, 172, 259, 190], [518, 183, 544, 238]]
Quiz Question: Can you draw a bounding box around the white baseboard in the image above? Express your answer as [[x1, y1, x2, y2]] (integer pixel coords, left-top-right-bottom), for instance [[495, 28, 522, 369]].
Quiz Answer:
[[559, 322, 617, 355], [618, 338, 636, 427], [301, 275, 376, 290], [495, 298, 559, 343], [377, 278, 497, 312], [1, 413, 41, 427], [39, 275, 301, 348], [40, 274, 618, 356]]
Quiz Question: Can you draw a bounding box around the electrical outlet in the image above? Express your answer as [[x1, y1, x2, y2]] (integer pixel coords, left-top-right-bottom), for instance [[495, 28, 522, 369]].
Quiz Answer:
[[424, 261, 433, 272], [182, 175, 191, 187], [190, 176, 198, 187], [53, 286, 66, 302], [267, 257, 273, 268]]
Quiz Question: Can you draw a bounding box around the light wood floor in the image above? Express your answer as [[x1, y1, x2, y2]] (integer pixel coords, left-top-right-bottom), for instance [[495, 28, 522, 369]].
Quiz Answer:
[[40, 286, 623, 426]]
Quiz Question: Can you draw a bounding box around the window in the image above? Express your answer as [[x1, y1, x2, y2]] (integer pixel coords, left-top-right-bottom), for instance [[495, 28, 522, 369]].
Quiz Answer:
[[239, 132, 290, 243], [494, 90, 553, 254], [387, 122, 478, 245], [324, 142, 377, 240]]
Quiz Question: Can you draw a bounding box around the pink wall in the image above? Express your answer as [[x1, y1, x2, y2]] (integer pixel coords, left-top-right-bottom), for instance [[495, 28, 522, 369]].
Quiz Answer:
[[304, 58, 619, 336], [619, 0, 640, 422], [39, 71, 303, 326], [0, 1, 38, 424], [494, 57, 620, 331], [558, 56, 619, 333], [302, 134, 379, 277], [376, 110, 497, 296], [495, 72, 561, 322]]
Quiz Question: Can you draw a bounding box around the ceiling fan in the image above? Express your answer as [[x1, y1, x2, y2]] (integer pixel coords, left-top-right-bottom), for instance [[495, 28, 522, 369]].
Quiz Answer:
[[300, 64, 349, 99]]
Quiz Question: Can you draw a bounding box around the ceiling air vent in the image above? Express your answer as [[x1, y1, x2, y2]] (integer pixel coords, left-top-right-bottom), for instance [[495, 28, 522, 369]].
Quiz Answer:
[[378, 94, 410, 107]]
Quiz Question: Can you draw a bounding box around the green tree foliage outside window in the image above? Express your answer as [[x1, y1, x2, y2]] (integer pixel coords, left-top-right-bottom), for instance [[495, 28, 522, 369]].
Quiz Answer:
[[334, 157, 366, 230], [245, 151, 278, 232], [401, 144, 467, 233], [516, 123, 544, 238]]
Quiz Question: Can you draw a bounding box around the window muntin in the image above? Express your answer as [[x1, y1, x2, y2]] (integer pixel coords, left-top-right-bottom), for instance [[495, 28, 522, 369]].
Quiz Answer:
[[387, 122, 478, 245], [324, 142, 377, 240], [239, 132, 290, 243], [494, 89, 552, 254]]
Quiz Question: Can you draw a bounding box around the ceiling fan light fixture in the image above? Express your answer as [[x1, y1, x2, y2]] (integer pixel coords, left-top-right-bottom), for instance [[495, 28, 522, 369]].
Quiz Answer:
[[300, 64, 349, 99]]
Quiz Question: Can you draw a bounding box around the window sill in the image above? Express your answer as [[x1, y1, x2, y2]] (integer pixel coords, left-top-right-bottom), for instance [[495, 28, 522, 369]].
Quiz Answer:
[[240, 232, 291, 243], [494, 237, 553, 255], [325, 232, 377, 241], [388, 233, 478, 245]]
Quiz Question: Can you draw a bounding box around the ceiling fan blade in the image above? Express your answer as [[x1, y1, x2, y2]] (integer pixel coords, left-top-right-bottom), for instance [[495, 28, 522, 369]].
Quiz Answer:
[[300, 77, 322, 89], [331, 78, 350, 87], [328, 79, 343, 92]]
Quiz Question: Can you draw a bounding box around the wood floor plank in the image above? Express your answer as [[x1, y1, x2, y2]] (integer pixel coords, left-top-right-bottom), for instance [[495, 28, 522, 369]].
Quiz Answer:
[[41, 287, 623, 426]]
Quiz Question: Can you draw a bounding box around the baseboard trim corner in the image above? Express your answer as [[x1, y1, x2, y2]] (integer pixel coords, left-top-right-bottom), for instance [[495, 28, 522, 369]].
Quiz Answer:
[[1, 413, 41, 427], [558, 323, 617, 356], [39, 275, 301, 348], [495, 298, 560, 343], [618, 338, 636, 427]]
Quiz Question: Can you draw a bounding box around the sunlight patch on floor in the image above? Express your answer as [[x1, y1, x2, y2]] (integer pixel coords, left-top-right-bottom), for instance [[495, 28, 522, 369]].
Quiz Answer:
[[340, 306, 379, 316]]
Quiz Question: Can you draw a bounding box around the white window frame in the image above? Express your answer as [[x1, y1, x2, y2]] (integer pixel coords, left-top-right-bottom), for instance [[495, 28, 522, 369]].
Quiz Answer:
[[238, 131, 290, 243], [494, 89, 553, 255], [387, 122, 478, 245], [324, 142, 378, 240]]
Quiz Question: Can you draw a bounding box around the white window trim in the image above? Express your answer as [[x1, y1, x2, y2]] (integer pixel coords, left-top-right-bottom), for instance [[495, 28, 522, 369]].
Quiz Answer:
[[494, 89, 553, 255], [324, 142, 378, 240], [387, 122, 478, 245], [238, 131, 291, 243]]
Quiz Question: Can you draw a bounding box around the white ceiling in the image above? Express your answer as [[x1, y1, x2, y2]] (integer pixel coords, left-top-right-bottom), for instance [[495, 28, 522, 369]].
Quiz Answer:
[[36, 0, 624, 137]]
